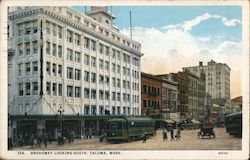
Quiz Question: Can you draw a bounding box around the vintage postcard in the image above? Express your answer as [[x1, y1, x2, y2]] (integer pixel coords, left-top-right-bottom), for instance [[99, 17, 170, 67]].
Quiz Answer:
[[0, 0, 249, 159]]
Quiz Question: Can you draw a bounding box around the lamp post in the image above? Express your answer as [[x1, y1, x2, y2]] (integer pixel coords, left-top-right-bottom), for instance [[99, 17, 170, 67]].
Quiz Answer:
[[57, 106, 64, 144]]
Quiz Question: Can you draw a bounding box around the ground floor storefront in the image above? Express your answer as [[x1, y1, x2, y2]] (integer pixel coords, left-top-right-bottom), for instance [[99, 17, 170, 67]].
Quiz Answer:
[[9, 115, 117, 146]]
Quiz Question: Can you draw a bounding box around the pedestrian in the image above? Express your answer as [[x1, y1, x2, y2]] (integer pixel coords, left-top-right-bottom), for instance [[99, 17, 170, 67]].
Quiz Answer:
[[48, 132, 52, 144], [43, 132, 48, 148], [30, 134, 35, 148], [57, 130, 62, 145], [89, 128, 92, 139], [37, 131, 42, 147], [162, 128, 167, 142], [170, 127, 174, 141], [175, 128, 181, 141], [142, 130, 147, 143]]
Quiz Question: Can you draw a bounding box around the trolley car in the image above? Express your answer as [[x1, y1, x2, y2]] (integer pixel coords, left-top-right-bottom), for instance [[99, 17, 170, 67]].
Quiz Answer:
[[225, 112, 242, 138], [105, 117, 155, 142]]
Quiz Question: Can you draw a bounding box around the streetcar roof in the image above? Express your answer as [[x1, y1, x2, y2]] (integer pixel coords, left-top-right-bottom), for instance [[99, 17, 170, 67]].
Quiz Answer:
[[226, 112, 242, 117]]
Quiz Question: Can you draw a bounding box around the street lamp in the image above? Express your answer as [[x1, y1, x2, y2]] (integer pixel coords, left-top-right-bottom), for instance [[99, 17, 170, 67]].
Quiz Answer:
[[57, 106, 64, 144]]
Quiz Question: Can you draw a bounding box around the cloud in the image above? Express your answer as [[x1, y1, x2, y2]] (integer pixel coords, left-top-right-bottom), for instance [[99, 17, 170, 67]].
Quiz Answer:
[[121, 14, 242, 98], [162, 13, 241, 32]]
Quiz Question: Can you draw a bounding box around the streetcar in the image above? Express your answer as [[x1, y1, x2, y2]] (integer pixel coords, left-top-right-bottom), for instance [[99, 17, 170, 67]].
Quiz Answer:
[[225, 112, 242, 138], [105, 117, 156, 142]]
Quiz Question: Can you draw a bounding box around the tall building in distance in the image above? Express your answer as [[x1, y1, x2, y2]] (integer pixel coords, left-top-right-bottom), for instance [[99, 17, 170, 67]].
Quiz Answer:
[[8, 6, 142, 139], [183, 60, 231, 100]]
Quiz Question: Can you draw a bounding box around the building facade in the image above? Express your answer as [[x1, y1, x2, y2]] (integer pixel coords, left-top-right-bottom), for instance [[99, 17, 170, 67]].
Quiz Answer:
[[8, 6, 142, 141], [157, 72, 189, 118], [141, 72, 162, 119], [183, 60, 231, 100]]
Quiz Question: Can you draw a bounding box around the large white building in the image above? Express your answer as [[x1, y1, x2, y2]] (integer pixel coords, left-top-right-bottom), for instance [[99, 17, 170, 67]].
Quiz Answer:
[[8, 6, 142, 140], [183, 60, 231, 100]]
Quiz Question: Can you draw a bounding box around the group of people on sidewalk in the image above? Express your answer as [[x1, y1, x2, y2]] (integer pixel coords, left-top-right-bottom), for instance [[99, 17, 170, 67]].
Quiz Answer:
[[162, 127, 181, 142]]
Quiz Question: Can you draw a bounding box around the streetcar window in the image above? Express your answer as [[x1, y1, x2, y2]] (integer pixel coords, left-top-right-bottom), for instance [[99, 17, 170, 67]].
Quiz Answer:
[[109, 122, 122, 130]]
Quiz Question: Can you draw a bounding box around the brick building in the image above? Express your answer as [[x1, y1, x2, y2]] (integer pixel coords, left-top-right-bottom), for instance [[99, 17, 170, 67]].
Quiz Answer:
[[141, 72, 162, 119]]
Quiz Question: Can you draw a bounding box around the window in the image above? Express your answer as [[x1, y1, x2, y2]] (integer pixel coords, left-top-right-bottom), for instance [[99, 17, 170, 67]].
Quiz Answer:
[[67, 49, 73, 61], [112, 78, 116, 87], [91, 105, 96, 115], [105, 61, 109, 71], [52, 23, 57, 37], [19, 83, 24, 96], [117, 65, 120, 74], [84, 54, 89, 65], [75, 69, 81, 80], [84, 71, 89, 82], [32, 61, 38, 74], [58, 26, 62, 39], [52, 83, 57, 96], [58, 84, 62, 96], [46, 82, 51, 95], [18, 63, 23, 76], [25, 22, 31, 35], [91, 73, 96, 83], [84, 37, 90, 49], [52, 44, 57, 56], [91, 89, 96, 99], [67, 30, 73, 43], [117, 79, 120, 88], [67, 67, 73, 79], [75, 51, 80, 63], [105, 46, 109, 56], [99, 75, 104, 84], [18, 23, 24, 36], [58, 65, 62, 77], [117, 51, 120, 60], [67, 12, 73, 18], [18, 43, 23, 56], [99, 43, 104, 54], [67, 85, 73, 97], [123, 53, 126, 62], [84, 88, 90, 98], [117, 107, 121, 115], [90, 40, 96, 51], [52, 63, 57, 76], [99, 59, 104, 69], [127, 55, 130, 64], [25, 62, 31, 75], [123, 80, 126, 89], [91, 57, 96, 67], [112, 49, 116, 59], [58, 45, 62, 58], [75, 34, 80, 46], [117, 93, 120, 101], [46, 62, 51, 75], [75, 16, 80, 22], [25, 42, 30, 55], [25, 82, 31, 95], [112, 106, 116, 115], [84, 105, 90, 115], [112, 63, 116, 73], [99, 90, 104, 100], [127, 68, 130, 76], [99, 105, 104, 115], [46, 21, 51, 34], [112, 92, 116, 101], [75, 87, 81, 98], [32, 41, 38, 54], [46, 41, 50, 54], [123, 107, 126, 115], [32, 82, 38, 95], [105, 76, 109, 86], [123, 67, 126, 75], [105, 91, 109, 100]]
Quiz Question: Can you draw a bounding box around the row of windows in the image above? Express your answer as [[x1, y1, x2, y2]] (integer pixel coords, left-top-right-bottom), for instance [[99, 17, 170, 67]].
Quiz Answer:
[[142, 85, 160, 95], [132, 82, 139, 91], [18, 41, 38, 56], [18, 82, 38, 96], [46, 82, 63, 96], [18, 61, 38, 76], [46, 62, 62, 77], [63, 12, 140, 51], [46, 42, 63, 58], [143, 100, 161, 109], [45, 21, 63, 39], [17, 20, 38, 36]]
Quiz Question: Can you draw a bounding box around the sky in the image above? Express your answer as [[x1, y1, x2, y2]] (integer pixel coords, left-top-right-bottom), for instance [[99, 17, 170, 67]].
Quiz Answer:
[[73, 6, 242, 99]]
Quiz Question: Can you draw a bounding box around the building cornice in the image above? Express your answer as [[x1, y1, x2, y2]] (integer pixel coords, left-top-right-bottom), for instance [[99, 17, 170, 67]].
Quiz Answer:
[[8, 7, 143, 57]]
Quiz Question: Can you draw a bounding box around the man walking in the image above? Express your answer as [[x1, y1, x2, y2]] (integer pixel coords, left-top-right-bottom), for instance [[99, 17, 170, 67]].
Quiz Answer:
[[142, 130, 147, 143], [170, 126, 174, 141], [162, 128, 167, 142]]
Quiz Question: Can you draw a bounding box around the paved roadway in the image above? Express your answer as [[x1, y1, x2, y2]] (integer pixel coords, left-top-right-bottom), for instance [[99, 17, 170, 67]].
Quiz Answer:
[[13, 128, 241, 150]]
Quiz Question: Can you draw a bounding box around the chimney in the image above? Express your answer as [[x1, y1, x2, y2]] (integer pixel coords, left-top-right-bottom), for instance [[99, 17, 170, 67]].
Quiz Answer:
[[199, 61, 203, 66]]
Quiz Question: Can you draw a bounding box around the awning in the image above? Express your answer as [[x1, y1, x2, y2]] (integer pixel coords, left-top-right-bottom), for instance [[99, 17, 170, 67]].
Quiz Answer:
[[171, 118, 181, 123], [164, 119, 175, 124]]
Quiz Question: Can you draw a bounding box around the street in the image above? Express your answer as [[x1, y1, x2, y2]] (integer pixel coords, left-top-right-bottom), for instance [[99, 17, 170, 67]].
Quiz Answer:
[[13, 128, 241, 150]]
